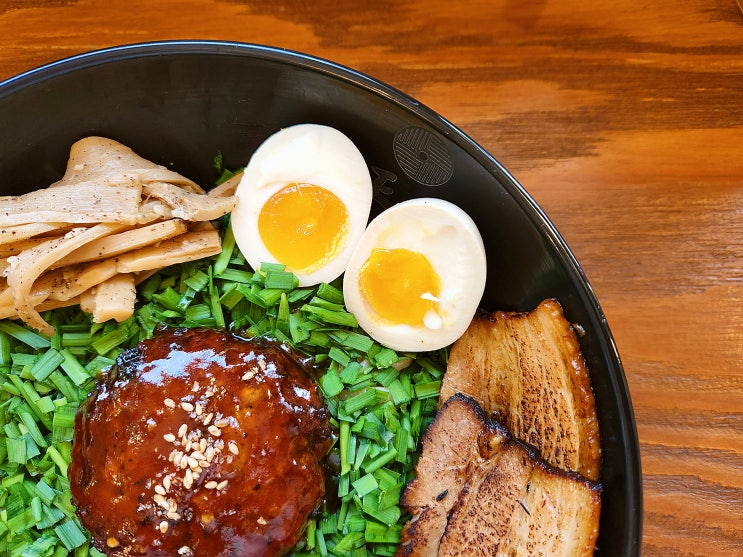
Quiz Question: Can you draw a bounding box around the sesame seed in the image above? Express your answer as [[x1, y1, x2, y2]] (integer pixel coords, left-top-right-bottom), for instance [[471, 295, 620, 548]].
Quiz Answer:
[[163, 433, 176, 443], [168, 449, 178, 462], [257, 516, 267, 525], [195, 403, 203, 416], [107, 537, 120, 548], [178, 546, 192, 556], [198, 459, 210, 469], [199, 438, 207, 452], [202, 413, 214, 426], [208, 425, 222, 437], [184, 440, 193, 453], [241, 370, 255, 381], [159, 521, 169, 533], [164, 398, 176, 409], [187, 456, 199, 469], [190, 451, 205, 461], [180, 456, 189, 470], [167, 510, 181, 520], [205, 389, 215, 398], [155, 485, 166, 496], [153, 493, 166, 505], [181, 402, 194, 412], [204, 481, 218, 489], [178, 424, 188, 438], [163, 476, 172, 490], [205, 447, 215, 461], [217, 480, 229, 490], [183, 469, 193, 489], [215, 418, 229, 428], [192, 381, 200, 392], [228, 442, 239, 455]]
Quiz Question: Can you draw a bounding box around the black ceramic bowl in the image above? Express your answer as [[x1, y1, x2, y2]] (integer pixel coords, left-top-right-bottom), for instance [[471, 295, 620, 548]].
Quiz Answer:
[[0, 40, 642, 555]]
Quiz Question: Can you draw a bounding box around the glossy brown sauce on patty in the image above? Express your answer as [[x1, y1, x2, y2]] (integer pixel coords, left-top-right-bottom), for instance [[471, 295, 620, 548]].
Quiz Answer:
[[69, 327, 332, 556]]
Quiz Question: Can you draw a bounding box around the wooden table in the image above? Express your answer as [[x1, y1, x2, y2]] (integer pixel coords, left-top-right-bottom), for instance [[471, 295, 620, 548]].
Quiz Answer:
[[1, 1, 741, 555]]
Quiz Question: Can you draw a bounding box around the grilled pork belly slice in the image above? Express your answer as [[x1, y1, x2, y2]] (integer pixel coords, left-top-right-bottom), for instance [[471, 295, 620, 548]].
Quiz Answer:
[[440, 298, 601, 481], [397, 394, 601, 557]]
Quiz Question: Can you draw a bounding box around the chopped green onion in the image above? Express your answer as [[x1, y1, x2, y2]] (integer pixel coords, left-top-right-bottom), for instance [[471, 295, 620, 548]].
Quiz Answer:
[[0, 321, 51, 349], [54, 518, 87, 550], [316, 282, 345, 305], [302, 304, 358, 328], [59, 349, 91, 386], [340, 332, 375, 353], [387, 379, 412, 405], [363, 447, 398, 474], [320, 372, 344, 398], [351, 473, 379, 497], [414, 380, 442, 400], [7, 437, 27, 464], [264, 269, 299, 290], [216, 267, 254, 284], [370, 347, 399, 368], [90, 322, 133, 356], [328, 347, 351, 367], [344, 388, 379, 415], [30, 349, 65, 382], [316, 528, 328, 557], [212, 222, 236, 276], [364, 521, 402, 544]]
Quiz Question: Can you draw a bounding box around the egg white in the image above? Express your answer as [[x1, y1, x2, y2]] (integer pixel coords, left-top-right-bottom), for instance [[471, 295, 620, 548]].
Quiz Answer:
[[343, 198, 487, 352], [231, 123, 373, 286]]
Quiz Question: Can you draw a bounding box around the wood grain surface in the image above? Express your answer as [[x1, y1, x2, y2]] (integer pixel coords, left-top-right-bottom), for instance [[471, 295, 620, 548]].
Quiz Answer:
[[1, 1, 742, 555]]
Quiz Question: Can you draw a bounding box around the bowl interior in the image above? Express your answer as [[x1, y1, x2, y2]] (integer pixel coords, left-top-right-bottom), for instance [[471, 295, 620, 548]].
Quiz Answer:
[[0, 41, 642, 555]]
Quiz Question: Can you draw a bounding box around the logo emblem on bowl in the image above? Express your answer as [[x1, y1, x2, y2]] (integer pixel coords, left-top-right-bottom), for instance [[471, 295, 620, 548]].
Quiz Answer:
[[393, 127, 453, 186]]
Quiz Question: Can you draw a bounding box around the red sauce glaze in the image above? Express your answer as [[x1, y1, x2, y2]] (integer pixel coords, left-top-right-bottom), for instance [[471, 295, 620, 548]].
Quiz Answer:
[[69, 327, 332, 556]]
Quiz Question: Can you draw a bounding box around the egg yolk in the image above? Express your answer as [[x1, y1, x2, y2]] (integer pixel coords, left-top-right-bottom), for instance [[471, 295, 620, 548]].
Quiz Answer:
[[258, 183, 349, 273], [359, 248, 441, 327]]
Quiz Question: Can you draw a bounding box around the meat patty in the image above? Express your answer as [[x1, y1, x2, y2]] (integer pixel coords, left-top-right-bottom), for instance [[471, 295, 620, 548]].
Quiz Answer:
[[69, 326, 332, 557]]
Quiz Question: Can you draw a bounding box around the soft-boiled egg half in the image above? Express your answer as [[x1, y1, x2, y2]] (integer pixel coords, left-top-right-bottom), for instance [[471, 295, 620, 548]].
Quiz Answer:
[[232, 124, 373, 286], [343, 198, 486, 352]]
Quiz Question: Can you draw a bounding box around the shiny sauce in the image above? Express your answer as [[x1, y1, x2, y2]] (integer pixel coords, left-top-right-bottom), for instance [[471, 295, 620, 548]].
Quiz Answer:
[[69, 327, 332, 556]]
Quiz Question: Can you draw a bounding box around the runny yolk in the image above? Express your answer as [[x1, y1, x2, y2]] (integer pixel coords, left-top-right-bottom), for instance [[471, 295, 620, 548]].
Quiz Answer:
[[258, 183, 349, 273], [358, 247, 441, 327]]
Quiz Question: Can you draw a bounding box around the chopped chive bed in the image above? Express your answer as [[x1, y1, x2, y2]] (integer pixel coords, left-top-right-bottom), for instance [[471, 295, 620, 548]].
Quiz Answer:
[[1, 213, 448, 557]]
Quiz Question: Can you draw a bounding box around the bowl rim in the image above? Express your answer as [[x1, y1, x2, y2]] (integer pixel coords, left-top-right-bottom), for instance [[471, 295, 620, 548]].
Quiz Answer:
[[0, 39, 643, 554]]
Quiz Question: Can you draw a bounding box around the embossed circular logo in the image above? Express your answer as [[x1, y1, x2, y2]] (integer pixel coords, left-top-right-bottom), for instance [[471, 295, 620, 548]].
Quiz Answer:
[[393, 127, 453, 186]]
